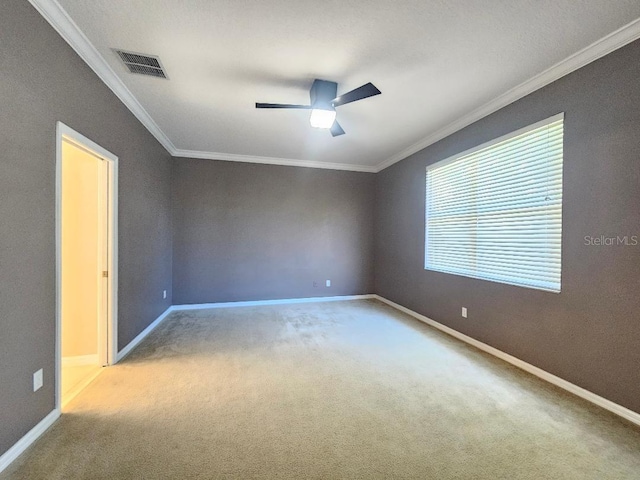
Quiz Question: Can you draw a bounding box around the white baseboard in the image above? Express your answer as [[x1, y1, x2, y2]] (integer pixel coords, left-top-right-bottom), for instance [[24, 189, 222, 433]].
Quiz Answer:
[[373, 295, 640, 427], [61, 354, 99, 367], [4, 293, 635, 477], [0, 409, 60, 474], [61, 366, 103, 410], [0, 305, 175, 473], [116, 306, 174, 362], [172, 294, 375, 311]]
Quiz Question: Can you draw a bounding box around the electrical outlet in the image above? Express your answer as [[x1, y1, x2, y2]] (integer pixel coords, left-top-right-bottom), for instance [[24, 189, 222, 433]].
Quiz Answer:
[[33, 369, 43, 392], [326, 280, 331, 287], [461, 307, 468, 318], [163, 290, 167, 299]]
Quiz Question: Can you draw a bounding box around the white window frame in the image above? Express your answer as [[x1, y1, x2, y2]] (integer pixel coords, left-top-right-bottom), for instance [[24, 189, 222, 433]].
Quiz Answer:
[[424, 113, 564, 292]]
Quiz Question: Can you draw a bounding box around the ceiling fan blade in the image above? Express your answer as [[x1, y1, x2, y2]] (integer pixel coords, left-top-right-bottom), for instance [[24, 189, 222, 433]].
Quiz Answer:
[[331, 83, 381, 107], [255, 103, 312, 109], [330, 121, 345, 137]]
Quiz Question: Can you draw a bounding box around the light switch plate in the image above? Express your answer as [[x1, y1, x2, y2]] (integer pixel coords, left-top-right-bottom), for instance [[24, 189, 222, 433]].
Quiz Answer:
[[33, 369, 43, 392]]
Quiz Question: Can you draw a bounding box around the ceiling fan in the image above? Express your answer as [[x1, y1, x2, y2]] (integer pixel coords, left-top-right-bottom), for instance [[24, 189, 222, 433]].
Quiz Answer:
[[256, 79, 381, 137]]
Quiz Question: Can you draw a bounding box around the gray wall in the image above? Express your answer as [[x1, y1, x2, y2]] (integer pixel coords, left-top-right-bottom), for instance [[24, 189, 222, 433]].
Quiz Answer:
[[0, 0, 172, 456], [2, 0, 638, 462], [172, 159, 375, 304], [375, 39, 640, 414]]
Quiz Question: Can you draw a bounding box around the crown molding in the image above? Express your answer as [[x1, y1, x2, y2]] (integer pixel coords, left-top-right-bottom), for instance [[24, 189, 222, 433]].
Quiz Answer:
[[172, 149, 378, 172], [30, 1, 640, 174], [28, 0, 375, 173], [28, 0, 177, 153], [374, 16, 640, 173]]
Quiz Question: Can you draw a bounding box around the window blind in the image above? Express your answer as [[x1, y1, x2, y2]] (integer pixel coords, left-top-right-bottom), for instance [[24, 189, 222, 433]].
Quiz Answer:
[[425, 114, 564, 292]]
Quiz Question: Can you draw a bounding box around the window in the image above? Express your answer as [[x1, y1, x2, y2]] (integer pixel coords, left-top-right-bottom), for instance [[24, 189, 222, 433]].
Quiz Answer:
[[425, 114, 563, 292]]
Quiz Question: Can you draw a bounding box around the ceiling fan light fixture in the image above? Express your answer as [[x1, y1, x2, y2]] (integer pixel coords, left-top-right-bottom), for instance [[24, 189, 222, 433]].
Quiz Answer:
[[257, 79, 380, 136], [309, 108, 336, 129]]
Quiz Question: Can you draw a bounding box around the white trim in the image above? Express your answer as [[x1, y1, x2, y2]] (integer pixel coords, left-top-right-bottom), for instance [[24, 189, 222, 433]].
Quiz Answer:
[[28, 0, 176, 153], [61, 354, 99, 367], [61, 367, 103, 410], [2, 293, 636, 473], [172, 294, 375, 311], [425, 112, 564, 172], [0, 295, 373, 472], [30, 2, 640, 175], [373, 295, 640, 427], [0, 409, 60, 474], [423, 113, 564, 293], [108, 151, 119, 366], [27, 0, 373, 174], [172, 149, 378, 173], [56, 122, 119, 413], [375, 17, 640, 172], [116, 307, 174, 362]]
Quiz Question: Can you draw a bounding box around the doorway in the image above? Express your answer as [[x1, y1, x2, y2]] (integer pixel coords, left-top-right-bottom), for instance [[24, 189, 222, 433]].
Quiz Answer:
[[56, 122, 118, 409]]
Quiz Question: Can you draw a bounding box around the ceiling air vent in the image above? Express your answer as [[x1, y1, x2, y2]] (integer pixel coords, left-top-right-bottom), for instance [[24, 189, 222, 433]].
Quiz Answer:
[[115, 49, 168, 79]]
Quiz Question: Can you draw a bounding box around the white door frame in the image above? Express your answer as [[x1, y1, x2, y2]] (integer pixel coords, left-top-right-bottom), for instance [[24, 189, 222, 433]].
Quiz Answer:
[[55, 122, 118, 410]]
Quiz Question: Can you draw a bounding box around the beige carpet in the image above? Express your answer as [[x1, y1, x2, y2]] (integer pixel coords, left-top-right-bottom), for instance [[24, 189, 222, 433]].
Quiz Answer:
[[3, 299, 640, 479]]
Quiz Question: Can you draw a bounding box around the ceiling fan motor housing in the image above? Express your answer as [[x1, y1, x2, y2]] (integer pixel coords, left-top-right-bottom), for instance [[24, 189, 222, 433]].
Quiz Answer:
[[310, 80, 338, 110]]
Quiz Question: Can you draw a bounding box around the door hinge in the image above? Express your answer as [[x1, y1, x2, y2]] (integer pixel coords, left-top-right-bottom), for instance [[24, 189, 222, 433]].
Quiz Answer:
[[102, 271, 109, 278]]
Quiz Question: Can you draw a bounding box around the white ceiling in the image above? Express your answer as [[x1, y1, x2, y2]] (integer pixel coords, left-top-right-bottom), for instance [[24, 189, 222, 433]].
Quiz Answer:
[[42, 1, 640, 171]]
